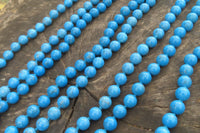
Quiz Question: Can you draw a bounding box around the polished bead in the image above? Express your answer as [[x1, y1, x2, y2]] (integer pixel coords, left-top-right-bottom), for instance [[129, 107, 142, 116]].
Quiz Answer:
[[27, 60, 37, 71], [42, 57, 54, 69], [108, 85, 120, 98], [128, 1, 138, 11], [103, 0, 112, 7], [175, 0, 186, 9], [84, 66, 96, 78], [34, 65, 45, 77], [43, 17, 52, 26], [103, 117, 117, 131], [117, 32, 128, 43], [163, 45, 176, 57], [15, 115, 29, 128], [146, 36, 157, 48], [17, 83, 29, 95], [41, 43, 52, 53], [124, 94, 137, 108], [0, 100, 8, 113], [171, 5, 182, 16], [10, 42, 21, 52], [67, 86, 79, 98], [187, 13, 198, 23], [121, 24, 132, 34], [137, 44, 149, 56], [77, 117, 90, 131], [35, 23, 45, 33], [91, 0, 99, 5], [70, 14, 79, 24], [23, 127, 36, 133], [57, 28, 67, 38], [156, 54, 169, 67], [153, 28, 165, 39], [170, 100, 185, 115], [65, 67, 76, 78], [174, 27, 186, 38], [179, 64, 193, 76], [27, 105, 40, 118], [36, 117, 49, 131], [84, 1, 93, 11], [93, 57, 104, 69], [162, 113, 178, 128], [101, 48, 112, 60], [0, 58, 6, 68], [139, 71, 152, 85], [169, 35, 182, 47], [71, 27, 81, 38], [18, 35, 28, 45], [34, 51, 45, 62], [55, 75, 68, 87], [147, 63, 160, 76], [114, 14, 124, 24], [99, 36, 110, 47], [130, 53, 142, 65], [155, 126, 170, 133], [57, 4, 66, 13], [49, 10, 59, 19], [146, 0, 156, 7], [90, 8, 99, 18], [51, 50, 62, 61], [49, 35, 59, 45], [175, 87, 190, 101], [75, 60, 86, 71], [115, 73, 127, 85], [64, 21, 74, 31], [57, 96, 70, 109], [113, 105, 127, 119], [122, 62, 134, 75], [59, 42, 69, 53], [97, 3, 107, 13], [127, 17, 137, 27], [99, 96, 112, 109], [5, 126, 18, 133], [64, 34, 75, 45], [108, 21, 118, 31], [177, 75, 192, 88], [193, 46, 200, 59], [89, 107, 102, 120], [165, 13, 176, 23], [132, 9, 143, 20], [65, 127, 78, 133], [140, 3, 150, 13], [48, 107, 61, 120], [181, 20, 193, 32], [26, 74, 38, 86], [84, 52, 95, 63], [0, 86, 10, 98], [8, 77, 19, 89], [47, 85, 59, 98], [82, 13, 92, 23], [92, 44, 103, 55], [7, 92, 19, 104], [185, 54, 198, 67], [120, 6, 130, 16], [132, 82, 145, 96], [77, 8, 86, 17], [27, 29, 37, 39], [110, 41, 121, 52], [38, 95, 50, 108], [159, 21, 170, 31], [95, 129, 107, 133], [76, 75, 88, 87], [104, 28, 114, 38]]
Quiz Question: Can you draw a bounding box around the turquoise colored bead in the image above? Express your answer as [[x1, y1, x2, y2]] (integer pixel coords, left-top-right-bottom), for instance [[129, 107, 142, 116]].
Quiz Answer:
[[159, 21, 170, 31], [64, 0, 73, 7], [36, 117, 49, 131], [5, 126, 18, 133], [113, 105, 127, 119], [147, 63, 160, 76], [71, 27, 81, 38], [146, 0, 156, 7], [97, 3, 107, 13], [153, 28, 165, 39], [64, 21, 74, 31], [84, 66, 97, 78], [130, 52, 142, 65], [184, 54, 198, 66], [47, 85, 59, 98], [77, 8, 86, 17], [89, 8, 99, 18], [70, 14, 79, 23], [101, 48, 112, 60], [92, 44, 103, 55], [65, 127, 78, 133], [48, 107, 61, 120], [34, 51, 45, 62], [0, 100, 8, 113], [17, 83, 29, 95], [156, 54, 169, 67], [175, 87, 190, 101], [10, 42, 21, 52], [84, 51, 95, 63], [104, 28, 114, 38], [165, 13, 176, 23], [93, 57, 105, 69], [75, 59, 86, 71], [110, 40, 121, 52], [8, 77, 19, 89], [114, 14, 124, 24], [117, 32, 128, 43], [89, 107, 102, 120], [27, 29, 37, 39], [0, 86, 10, 98], [169, 35, 182, 47], [193, 46, 200, 59], [121, 24, 132, 34], [18, 69, 29, 80], [162, 113, 178, 128], [49, 10, 59, 19], [174, 27, 186, 38], [27, 105, 40, 118], [57, 4, 66, 13], [34, 65, 45, 77], [41, 43, 52, 53], [103, 117, 117, 131], [26, 74, 38, 86], [139, 71, 152, 85], [42, 17, 52, 26], [132, 9, 143, 20], [84, 1, 93, 11], [155, 126, 170, 133], [177, 75, 192, 88], [123, 94, 137, 108], [179, 64, 193, 76], [128, 1, 138, 11], [18, 35, 28, 45], [76, 75, 88, 87], [23, 127, 36, 133], [146, 36, 157, 48], [67, 86, 79, 98], [122, 62, 134, 75], [7, 92, 19, 104], [95, 129, 107, 133], [77, 117, 90, 131], [0, 58, 6, 68], [82, 13, 93, 23], [15, 115, 29, 128], [170, 100, 185, 115], [108, 21, 118, 31], [42, 57, 54, 69], [99, 36, 110, 47], [103, 0, 112, 7], [137, 44, 149, 56], [59, 42, 70, 53], [49, 35, 59, 45], [136, 0, 145, 4], [51, 49, 62, 61], [91, 0, 99, 5], [108, 85, 121, 98], [57, 96, 70, 109], [132, 82, 145, 96], [55, 75, 68, 87], [64, 34, 75, 45], [57, 28, 67, 38], [120, 6, 131, 16], [99, 96, 112, 109], [114, 73, 127, 85], [140, 3, 150, 13], [65, 67, 76, 78], [171, 5, 182, 16], [181, 20, 193, 32], [127, 16, 137, 27], [163, 45, 176, 57], [35, 23, 45, 33], [27, 60, 37, 71], [187, 13, 198, 23], [175, 0, 186, 9], [38, 95, 50, 108]]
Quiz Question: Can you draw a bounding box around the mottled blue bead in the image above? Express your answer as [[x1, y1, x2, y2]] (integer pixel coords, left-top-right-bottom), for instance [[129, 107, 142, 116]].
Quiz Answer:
[[18, 35, 28, 45], [113, 105, 127, 119], [99, 36, 110, 47], [153, 28, 165, 39], [179, 64, 193, 76], [75, 60, 86, 71], [140, 3, 150, 13], [0, 86, 10, 98], [182, 20, 193, 32], [193, 46, 200, 59], [70, 14, 79, 23], [55, 75, 68, 87], [103, 0, 112, 7], [121, 24, 132, 34], [147, 63, 160, 76], [178, 75, 192, 88], [76, 19, 87, 29], [64, 0, 73, 8], [36, 117, 49, 131], [41, 43, 52, 53], [171, 5, 182, 16], [15, 115, 29, 128], [48, 107, 61, 120], [57, 28, 67, 38], [156, 54, 169, 67], [77, 117, 90, 131], [108, 85, 120, 98], [89, 107, 102, 120], [104, 28, 114, 38], [26, 74, 38, 86], [155, 126, 170, 133], [174, 27, 186, 38], [146, 36, 157, 48], [184, 54, 198, 66], [65, 67, 76, 78], [122, 62, 134, 75], [27, 105, 40, 118], [35, 23, 45, 33], [17, 83, 29, 95], [84, 66, 96, 78], [114, 14, 124, 24], [64, 34, 75, 45], [77, 8, 86, 17], [132, 9, 143, 20], [97, 3, 107, 13], [163, 44, 176, 57], [128, 1, 138, 11], [99, 96, 112, 109], [51, 49, 62, 61], [162, 113, 178, 128], [107, 21, 118, 32], [136, 0, 145, 4], [38, 95, 50, 108], [120, 6, 130, 16], [27, 60, 37, 71], [187, 13, 198, 23], [95, 129, 106, 133], [47, 85, 59, 98], [127, 17, 137, 28], [27, 29, 37, 39], [91, 0, 99, 5], [101, 48, 112, 60], [34, 51, 45, 62], [42, 57, 54, 69], [92, 44, 103, 55], [57, 4, 66, 13], [84, 52, 95, 63], [124, 94, 137, 108], [49, 35, 59, 45], [84, 1, 93, 11], [0, 58, 6, 68], [159, 21, 170, 31], [110, 41, 121, 52], [0, 100, 8, 113], [165, 13, 176, 23], [10, 42, 21, 52], [67, 86, 79, 98], [7, 92, 19, 104], [169, 35, 182, 47], [93, 57, 104, 69], [5, 126, 18, 133], [146, 0, 156, 7], [43, 17, 52, 26], [132, 82, 145, 96], [137, 44, 149, 56], [65, 127, 78, 133], [64, 21, 74, 31], [170, 100, 185, 115], [117, 32, 128, 43], [59, 42, 70, 53], [3, 50, 13, 61], [175, 87, 190, 101], [8, 77, 19, 89], [175, 0, 186, 9], [130, 52, 142, 65], [115, 73, 127, 85], [139, 71, 152, 85], [23, 127, 36, 133], [197, 0, 200, 5], [90, 8, 99, 18], [82, 13, 92, 23], [49, 10, 59, 19], [103, 117, 117, 131], [57, 96, 70, 109], [76, 75, 88, 87], [71, 27, 81, 38]]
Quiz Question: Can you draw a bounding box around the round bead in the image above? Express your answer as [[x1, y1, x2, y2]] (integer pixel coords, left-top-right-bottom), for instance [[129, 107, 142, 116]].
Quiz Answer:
[[70, 14, 79, 23], [165, 13, 176, 23], [0, 86, 10, 98], [163, 45, 176, 57], [122, 62, 134, 75], [7, 92, 19, 104], [64, 21, 74, 31], [84, 52, 95, 63], [55, 75, 68, 88], [153, 28, 165, 39], [179, 64, 193, 76], [23, 127, 36, 133], [49, 10, 59, 19], [108, 21, 118, 31], [132, 82, 145, 96], [59, 42, 69, 53], [57, 96, 70, 109], [113, 105, 127, 119], [38, 95, 50, 108], [64, 34, 75, 45], [26, 74, 38, 86], [15, 115, 29, 128], [27, 105, 40, 118], [34, 65, 45, 77], [64, 0, 73, 8], [92, 44, 103, 55], [18, 35, 28, 45], [57, 28, 67, 38], [128, 1, 138, 11], [104, 28, 114, 38], [175, 87, 190, 101], [77, 117, 90, 131], [137, 44, 149, 56], [103, 0, 112, 7], [147, 63, 160, 76], [121, 24, 132, 34], [162, 113, 178, 128], [115, 73, 127, 85], [18, 70, 29, 81], [76, 19, 87, 29], [47, 85, 59, 98], [108, 85, 120, 98], [177, 75, 192, 88], [90, 8, 99, 18], [155, 126, 170, 133], [187, 13, 198, 23], [27, 60, 37, 71], [8, 77, 19, 89], [48, 107, 61, 120], [132, 9, 143, 20], [97, 3, 107, 13], [36, 117, 49, 131], [159, 21, 170, 31], [49, 35, 59, 45], [27, 29, 37, 39], [95, 129, 106, 133], [175, 0, 186, 9], [76, 75, 88, 87], [5, 126, 18, 133], [17, 83, 29, 95], [101, 48, 112, 60], [120, 6, 131, 16], [171, 5, 182, 16], [103, 117, 117, 131], [110, 41, 121, 52], [34, 51, 45, 62], [65, 127, 78, 133], [93, 57, 104, 69], [35, 23, 45, 33], [174, 27, 186, 38], [10, 42, 21, 52], [114, 14, 124, 24], [67, 86, 79, 98], [184, 54, 198, 66], [146, 36, 157, 48], [4, 51, 13, 61], [124, 94, 137, 108], [42, 57, 54, 69], [57, 4, 66, 13], [0, 100, 8, 113], [127, 16, 137, 27], [84, 66, 96, 78], [91, 0, 99, 5], [65, 67, 76, 78], [193, 46, 200, 59], [99, 36, 110, 47], [169, 35, 182, 47], [51, 50, 62, 61], [75, 60, 86, 71], [43, 17, 52, 26], [139, 71, 152, 85], [89, 107, 102, 120], [116, 32, 128, 43], [130, 53, 142, 65], [82, 13, 92, 23], [170, 100, 185, 115], [84, 1, 93, 11], [156, 54, 169, 67], [77, 8, 86, 17], [41, 43, 52, 53], [146, 0, 156, 7], [99, 96, 112, 109], [0, 58, 6, 68], [181, 20, 193, 32], [140, 3, 150, 13]]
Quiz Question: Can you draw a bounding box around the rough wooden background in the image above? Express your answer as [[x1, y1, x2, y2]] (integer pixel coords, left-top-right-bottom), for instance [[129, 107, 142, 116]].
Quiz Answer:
[[0, 0, 200, 133]]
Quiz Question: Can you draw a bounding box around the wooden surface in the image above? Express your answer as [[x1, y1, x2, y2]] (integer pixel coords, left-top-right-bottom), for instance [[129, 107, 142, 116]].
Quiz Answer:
[[0, 0, 200, 133]]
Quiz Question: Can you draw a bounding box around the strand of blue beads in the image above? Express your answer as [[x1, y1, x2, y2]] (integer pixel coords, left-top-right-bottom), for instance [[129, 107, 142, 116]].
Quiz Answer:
[[0, 0, 78, 70], [0, 0, 103, 115]]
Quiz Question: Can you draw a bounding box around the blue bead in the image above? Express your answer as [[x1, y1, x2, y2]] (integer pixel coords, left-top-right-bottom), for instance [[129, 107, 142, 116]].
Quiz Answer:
[[57, 4, 66, 13], [36, 117, 49, 131], [5, 126, 18, 133], [114, 14, 124, 24], [197, 0, 200, 5], [115, 73, 127, 85], [99, 36, 110, 47], [64, 0, 73, 8], [26, 74, 38, 86], [49, 10, 59, 19], [89, 107, 102, 120], [64, 34, 75, 45], [35, 23, 45, 33], [101, 48, 112, 60], [38, 95, 50, 108], [121, 24, 132, 34], [146, 36, 157, 48], [42, 57, 54, 69], [17, 83, 29, 95], [90, 8, 99, 18], [75, 60, 86, 71], [120, 6, 130, 16], [8, 77, 19, 89], [170, 5, 182, 16], [23, 127, 36, 133], [165, 13, 176, 23], [128, 1, 138, 11], [3, 50, 14, 61], [117, 32, 128, 43], [27, 60, 37, 71], [156, 54, 169, 67], [51, 49, 62, 61], [78, 8, 86, 17], [7, 92, 19, 104], [110, 41, 121, 52], [187, 13, 198, 23], [108, 21, 118, 31], [103, 117, 117, 131], [140, 3, 150, 13], [155, 126, 170, 133], [43, 17, 52, 26], [67, 86, 79, 98], [169, 35, 182, 47], [15, 115, 29, 128], [84, 1, 93, 11], [132, 9, 143, 20], [76, 75, 88, 87], [91, 0, 99, 5], [65, 67, 76, 78], [175, 0, 186, 9], [47, 85, 59, 98], [27, 29, 37, 39], [104, 28, 114, 38], [97, 3, 107, 13], [0, 58, 6, 68], [64, 21, 74, 31], [84, 66, 96, 78], [57, 28, 67, 38], [108, 85, 120, 98], [159, 21, 170, 31], [59, 42, 70, 53], [65, 127, 78, 133], [130, 53, 142, 65], [162, 113, 178, 128], [193, 46, 200, 59], [34, 51, 45, 62], [146, 0, 156, 7], [48, 107, 61, 120], [153, 28, 165, 39], [93, 57, 104, 69], [178, 75, 192, 88], [127, 17, 137, 27], [70, 14, 79, 23], [147, 63, 160, 76], [113, 105, 127, 119], [56, 75, 68, 87], [123, 94, 137, 108], [92, 44, 103, 55], [77, 117, 90, 131], [84, 52, 95, 63], [71, 27, 81, 38], [170, 100, 185, 115], [57, 96, 70, 109], [179, 64, 193, 76], [139, 71, 152, 85], [49, 35, 59, 45], [103, 0, 112, 7], [83, 13, 92, 23], [0, 100, 8, 113], [132, 82, 145, 96], [18, 35, 28, 45], [181, 20, 193, 32], [175, 87, 190, 101], [122, 62, 134, 75], [174, 27, 186, 38], [99, 96, 112, 109], [184, 54, 198, 66], [0, 86, 10, 98], [95, 129, 107, 133], [137, 44, 149, 56], [41, 43, 52, 53], [10, 42, 21, 52], [27, 105, 40, 118]]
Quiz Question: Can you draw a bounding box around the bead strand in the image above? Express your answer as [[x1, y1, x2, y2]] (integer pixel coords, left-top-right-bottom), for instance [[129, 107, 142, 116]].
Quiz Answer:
[[0, 0, 78, 69]]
